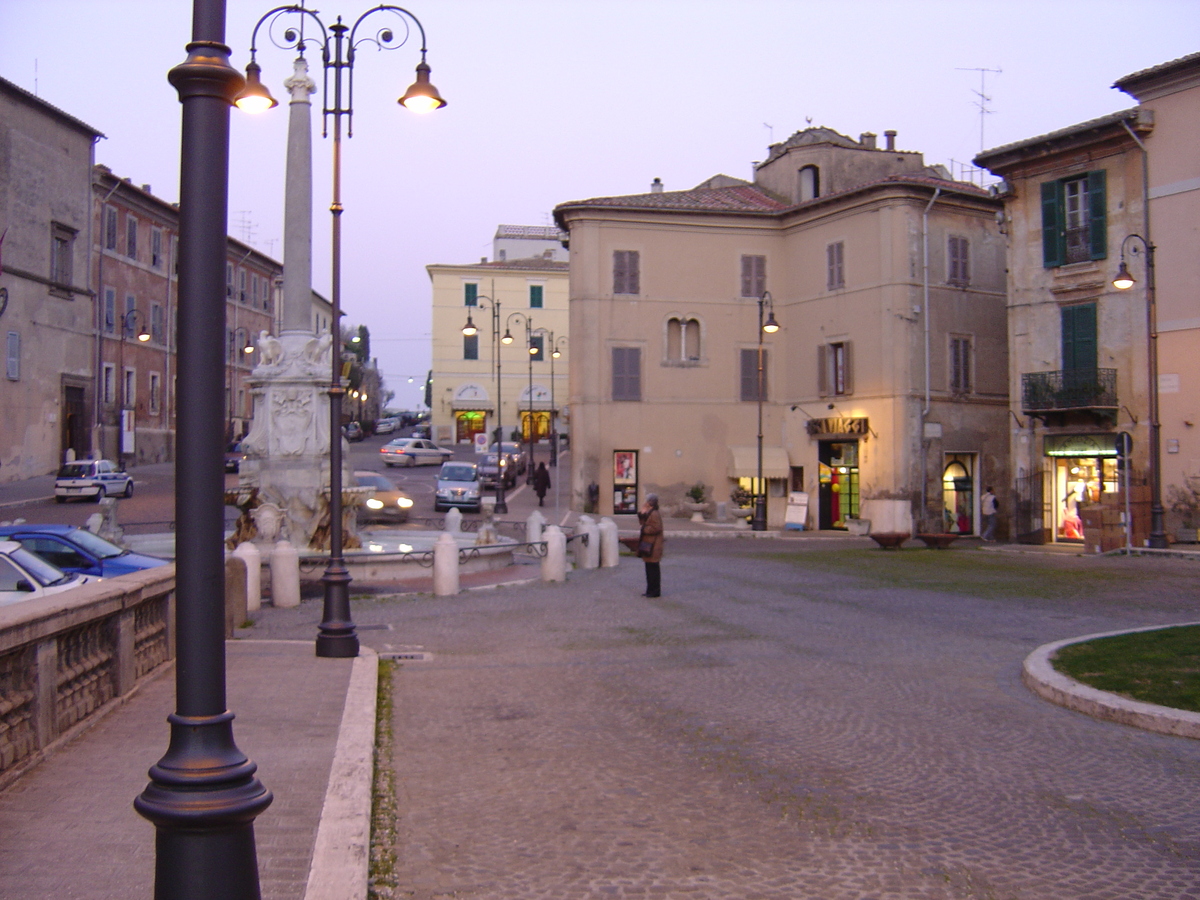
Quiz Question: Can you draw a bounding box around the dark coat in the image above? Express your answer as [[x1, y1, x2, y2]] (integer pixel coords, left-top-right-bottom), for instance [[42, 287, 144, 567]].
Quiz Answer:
[[532, 465, 551, 497], [637, 508, 664, 563]]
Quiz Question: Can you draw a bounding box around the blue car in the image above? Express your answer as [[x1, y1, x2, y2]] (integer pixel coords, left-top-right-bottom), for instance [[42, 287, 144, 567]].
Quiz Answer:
[[0, 524, 168, 578]]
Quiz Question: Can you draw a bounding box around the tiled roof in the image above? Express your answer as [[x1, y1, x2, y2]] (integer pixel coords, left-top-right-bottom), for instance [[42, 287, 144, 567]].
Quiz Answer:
[[557, 184, 789, 215], [431, 257, 569, 272], [975, 108, 1143, 166], [1114, 51, 1200, 92]]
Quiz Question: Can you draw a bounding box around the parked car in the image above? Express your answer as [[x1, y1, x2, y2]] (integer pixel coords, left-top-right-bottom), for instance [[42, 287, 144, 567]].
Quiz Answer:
[[477, 452, 516, 489], [434, 462, 482, 512], [54, 459, 133, 503], [375, 417, 399, 435], [354, 471, 414, 524], [490, 441, 528, 476], [410, 426, 430, 440], [0, 540, 101, 606], [380, 438, 454, 467], [0, 524, 168, 578], [225, 441, 246, 473], [343, 421, 364, 442]]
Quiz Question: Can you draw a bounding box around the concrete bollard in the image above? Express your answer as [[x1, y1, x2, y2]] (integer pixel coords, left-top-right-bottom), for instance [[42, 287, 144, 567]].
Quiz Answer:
[[432, 532, 460, 596], [526, 509, 546, 545], [270, 540, 301, 608], [444, 508, 463, 533], [572, 515, 593, 569], [542, 525, 567, 582], [224, 554, 248, 636], [232, 540, 262, 612], [598, 517, 620, 568]]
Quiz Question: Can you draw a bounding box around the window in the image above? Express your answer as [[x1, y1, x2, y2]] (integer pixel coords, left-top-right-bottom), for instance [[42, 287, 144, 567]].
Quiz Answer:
[[102, 364, 116, 404], [613, 251, 640, 295], [126, 217, 138, 259], [104, 208, 118, 251], [819, 341, 853, 396], [740, 348, 768, 401], [239, 270, 247, 303], [948, 236, 970, 287], [1061, 302, 1098, 372], [611, 347, 641, 400], [123, 368, 136, 409], [529, 284, 543, 308], [226, 264, 234, 298], [827, 241, 845, 290], [1041, 170, 1106, 267], [251, 274, 260, 308], [741, 255, 766, 298], [151, 304, 165, 344], [151, 229, 164, 269], [530, 335, 544, 361], [50, 222, 75, 287], [464, 283, 478, 306], [950, 335, 972, 393], [149, 372, 161, 414], [463, 334, 479, 360], [5, 332, 19, 381], [666, 317, 701, 363], [798, 165, 820, 202], [104, 288, 116, 334]]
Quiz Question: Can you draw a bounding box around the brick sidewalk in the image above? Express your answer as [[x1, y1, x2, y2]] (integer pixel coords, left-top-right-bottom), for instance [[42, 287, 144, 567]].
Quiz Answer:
[[0, 640, 361, 900]]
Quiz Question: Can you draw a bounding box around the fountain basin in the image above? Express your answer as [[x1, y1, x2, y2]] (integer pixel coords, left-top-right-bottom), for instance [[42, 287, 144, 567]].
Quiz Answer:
[[298, 529, 518, 583]]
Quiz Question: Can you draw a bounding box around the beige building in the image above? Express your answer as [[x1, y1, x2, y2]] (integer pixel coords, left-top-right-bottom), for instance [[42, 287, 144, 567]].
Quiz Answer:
[[428, 228, 569, 447], [977, 51, 1200, 547], [555, 127, 1009, 531]]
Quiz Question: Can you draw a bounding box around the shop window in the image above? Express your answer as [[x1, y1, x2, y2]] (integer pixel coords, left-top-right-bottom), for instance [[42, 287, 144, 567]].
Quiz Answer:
[[942, 457, 975, 534]]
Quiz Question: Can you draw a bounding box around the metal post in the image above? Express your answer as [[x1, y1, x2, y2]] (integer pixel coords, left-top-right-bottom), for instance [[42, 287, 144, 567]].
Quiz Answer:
[[491, 300, 508, 512], [135, 5, 272, 897], [1145, 241, 1166, 548], [752, 295, 768, 531], [527, 317, 535, 483], [548, 333, 558, 468]]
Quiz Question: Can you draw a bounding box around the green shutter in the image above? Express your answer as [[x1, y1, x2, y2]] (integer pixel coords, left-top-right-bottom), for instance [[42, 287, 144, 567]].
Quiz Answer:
[[1041, 181, 1065, 268], [464, 283, 478, 306], [1088, 169, 1107, 260], [1061, 303, 1098, 371], [529, 284, 543, 308]]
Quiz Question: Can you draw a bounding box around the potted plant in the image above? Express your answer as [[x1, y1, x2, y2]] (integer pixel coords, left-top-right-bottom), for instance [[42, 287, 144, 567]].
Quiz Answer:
[[1167, 475, 1200, 543], [684, 482, 708, 522]]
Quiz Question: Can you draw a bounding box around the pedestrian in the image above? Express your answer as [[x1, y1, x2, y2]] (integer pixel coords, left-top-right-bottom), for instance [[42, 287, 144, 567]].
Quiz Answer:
[[981, 486, 998, 541], [636, 493, 664, 597], [533, 461, 551, 507]]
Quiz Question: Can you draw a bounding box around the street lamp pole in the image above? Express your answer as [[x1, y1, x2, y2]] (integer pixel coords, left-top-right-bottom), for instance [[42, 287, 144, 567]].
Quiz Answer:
[[502, 312, 535, 482], [753, 291, 779, 531], [463, 296, 508, 511], [1113, 234, 1166, 548], [135, 6, 272, 896], [549, 334, 567, 467], [227, 326, 254, 441], [236, 3, 445, 657], [119, 309, 151, 466]]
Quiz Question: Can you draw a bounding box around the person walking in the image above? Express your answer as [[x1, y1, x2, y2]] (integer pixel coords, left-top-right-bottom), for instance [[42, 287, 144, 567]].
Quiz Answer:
[[981, 486, 998, 542], [532, 461, 551, 507], [636, 493, 664, 597]]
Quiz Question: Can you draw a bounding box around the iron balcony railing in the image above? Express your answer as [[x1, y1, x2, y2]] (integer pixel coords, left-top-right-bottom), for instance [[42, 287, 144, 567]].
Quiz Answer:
[[1021, 368, 1117, 413]]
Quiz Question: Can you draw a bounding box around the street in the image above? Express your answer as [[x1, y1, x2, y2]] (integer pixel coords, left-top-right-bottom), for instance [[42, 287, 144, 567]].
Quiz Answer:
[[239, 540, 1200, 899]]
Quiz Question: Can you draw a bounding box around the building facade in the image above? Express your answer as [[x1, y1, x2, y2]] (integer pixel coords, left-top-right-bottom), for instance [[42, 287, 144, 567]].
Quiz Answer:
[[556, 128, 1009, 530], [428, 229, 569, 448]]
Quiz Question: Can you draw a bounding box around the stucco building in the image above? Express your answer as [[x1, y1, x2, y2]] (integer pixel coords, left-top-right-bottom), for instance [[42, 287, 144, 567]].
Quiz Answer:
[[555, 127, 1009, 530]]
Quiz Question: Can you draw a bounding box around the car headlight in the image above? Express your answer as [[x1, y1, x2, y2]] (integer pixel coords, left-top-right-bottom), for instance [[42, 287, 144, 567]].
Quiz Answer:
[[366, 498, 384, 510], [398, 498, 413, 508]]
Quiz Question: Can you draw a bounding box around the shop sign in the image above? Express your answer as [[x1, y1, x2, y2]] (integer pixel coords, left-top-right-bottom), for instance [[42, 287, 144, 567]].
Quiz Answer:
[[1043, 432, 1124, 458], [806, 416, 869, 437]]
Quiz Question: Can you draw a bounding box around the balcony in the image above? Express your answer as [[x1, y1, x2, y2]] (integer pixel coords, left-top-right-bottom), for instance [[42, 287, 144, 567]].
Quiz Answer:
[[1021, 368, 1117, 416]]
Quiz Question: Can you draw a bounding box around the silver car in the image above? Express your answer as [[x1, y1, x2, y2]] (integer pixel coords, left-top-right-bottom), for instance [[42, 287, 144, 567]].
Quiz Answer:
[[434, 462, 481, 512], [0, 540, 101, 606], [380, 438, 454, 468]]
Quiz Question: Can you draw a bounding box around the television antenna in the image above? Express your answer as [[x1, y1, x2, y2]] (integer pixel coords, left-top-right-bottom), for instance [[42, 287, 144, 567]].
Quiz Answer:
[[956, 67, 1001, 153]]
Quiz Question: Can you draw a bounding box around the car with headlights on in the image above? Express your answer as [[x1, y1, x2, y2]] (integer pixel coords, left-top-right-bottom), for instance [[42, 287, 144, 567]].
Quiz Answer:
[[434, 462, 481, 512], [489, 441, 528, 476], [477, 452, 515, 489], [0, 524, 168, 578], [380, 438, 454, 467], [0, 540, 102, 606], [54, 459, 133, 503], [354, 471, 414, 524]]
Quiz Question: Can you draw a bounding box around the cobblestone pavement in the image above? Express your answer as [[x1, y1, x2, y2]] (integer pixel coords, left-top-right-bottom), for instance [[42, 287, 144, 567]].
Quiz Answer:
[[238, 540, 1200, 899]]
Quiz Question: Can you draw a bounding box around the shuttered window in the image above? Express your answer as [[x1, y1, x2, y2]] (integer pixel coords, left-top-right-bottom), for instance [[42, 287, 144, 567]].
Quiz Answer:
[[740, 255, 766, 298], [740, 348, 768, 401], [1061, 303, 1098, 372], [463, 334, 478, 360], [529, 284, 543, 308], [948, 236, 970, 287], [464, 283, 478, 306], [612, 347, 641, 400], [613, 251, 640, 295], [1041, 170, 1106, 267], [818, 341, 853, 396], [826, 242, 845, 290], [950, 336, 972, 393]]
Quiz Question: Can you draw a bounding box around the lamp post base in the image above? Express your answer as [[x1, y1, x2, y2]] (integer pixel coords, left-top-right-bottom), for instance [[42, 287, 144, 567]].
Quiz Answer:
[[316, 563, 359, 658], [752, 498, 768, 532]]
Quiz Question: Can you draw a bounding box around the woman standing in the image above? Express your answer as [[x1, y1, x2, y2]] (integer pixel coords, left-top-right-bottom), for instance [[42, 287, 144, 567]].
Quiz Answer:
[[636, 493, 664, 597], [532, 462, 551, 507]]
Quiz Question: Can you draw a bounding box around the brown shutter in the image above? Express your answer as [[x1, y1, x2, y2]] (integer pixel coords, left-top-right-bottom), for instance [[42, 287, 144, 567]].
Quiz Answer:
[[842, 340, 854, 395], [817, 344, 829, 397]]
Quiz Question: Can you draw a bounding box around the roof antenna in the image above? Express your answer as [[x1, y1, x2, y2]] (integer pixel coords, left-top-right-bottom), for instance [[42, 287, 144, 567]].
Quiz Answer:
[[956, 66, 1002, 153], [763, 122, 774, 143]]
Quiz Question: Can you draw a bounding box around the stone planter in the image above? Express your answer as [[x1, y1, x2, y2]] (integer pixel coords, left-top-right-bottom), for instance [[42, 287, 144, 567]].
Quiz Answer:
[[868, 532, 910, 550], [860, 499, 913, 535], [916, 533, 958, 550], [684, 502, 708, 523], [845, 517, 871, 536]]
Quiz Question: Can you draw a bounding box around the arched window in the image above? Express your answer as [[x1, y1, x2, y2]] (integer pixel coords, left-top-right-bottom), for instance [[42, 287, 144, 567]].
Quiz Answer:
[[666, 317, 702, 364], [798, 165, 820, 202]]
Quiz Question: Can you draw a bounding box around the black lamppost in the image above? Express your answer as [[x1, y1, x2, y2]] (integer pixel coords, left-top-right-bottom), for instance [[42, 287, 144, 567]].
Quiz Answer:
[[227, 326, 254, 441], [135, 5, 272, 897], [236, 3, 445, 657], [549, 334, 567, 467], [1113, 234, 1166, 548], [117, 309, 151, 465], [462, 296, 509, 512], [753, 291, 779, 531], [502, 312, 536, 482]]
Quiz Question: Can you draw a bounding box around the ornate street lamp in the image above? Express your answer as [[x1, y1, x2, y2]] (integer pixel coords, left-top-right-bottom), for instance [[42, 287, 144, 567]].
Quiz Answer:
[[502, 312, 536, 482], [462, 295, 509, 511], [117, 309, 152, 466], [753, 291, 779, 531], [1112, 233, 1166, 548], [236, 3, 445, 658]]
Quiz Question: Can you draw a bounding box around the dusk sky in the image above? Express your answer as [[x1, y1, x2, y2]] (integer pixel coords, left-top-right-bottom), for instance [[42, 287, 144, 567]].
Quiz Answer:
[[2, 1, 1197, 411]]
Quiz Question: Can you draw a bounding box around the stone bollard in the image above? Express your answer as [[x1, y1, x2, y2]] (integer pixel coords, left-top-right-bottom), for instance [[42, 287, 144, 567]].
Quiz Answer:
[[224, 554, 248, 636], [572, 515, 593, 569], [526, 509, 546, 545], [433, 532, 459, 596], [542, 525, 567, 582], [270, 540, 301, 608], [232, 540, 262, 612], [444, 507, 463, 533], [716, 501, 728, 523], [598, 517, 620, 568]]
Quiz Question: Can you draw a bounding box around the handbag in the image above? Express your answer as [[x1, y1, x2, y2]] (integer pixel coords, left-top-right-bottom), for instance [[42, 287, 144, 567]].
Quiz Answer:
[[637, 540, 654, 558]]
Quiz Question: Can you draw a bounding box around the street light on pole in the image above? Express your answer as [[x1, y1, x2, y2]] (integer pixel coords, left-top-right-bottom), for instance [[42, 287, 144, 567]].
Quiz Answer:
[[236, 3, 445, 658], [502, 312, 536, 482], [753, 291, 779, 531], [462, 295, 509, 512], [1112, 233, 1166, 549], [227, 326, 255, 441], [549, 334, 567, 467], [118, 309, 151, 466]]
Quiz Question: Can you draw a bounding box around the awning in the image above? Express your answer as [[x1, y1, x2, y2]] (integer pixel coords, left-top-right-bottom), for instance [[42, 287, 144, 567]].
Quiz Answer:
[[728, 446, 791, 479], [450, 402, 494, 412]]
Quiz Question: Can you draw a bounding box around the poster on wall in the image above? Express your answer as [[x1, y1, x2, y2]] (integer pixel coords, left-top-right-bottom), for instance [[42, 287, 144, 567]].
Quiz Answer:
[[613, 450, 638, 514]]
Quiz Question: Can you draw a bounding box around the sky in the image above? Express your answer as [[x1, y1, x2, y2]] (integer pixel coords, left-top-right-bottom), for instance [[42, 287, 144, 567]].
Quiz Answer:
[[2, 0, 1198, 411]]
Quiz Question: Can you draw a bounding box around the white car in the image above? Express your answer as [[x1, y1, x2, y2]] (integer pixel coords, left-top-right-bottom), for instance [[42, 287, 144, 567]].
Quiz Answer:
[[54, 459, 134, 502], [375, 417, 398, 434], [0, 540, 101, 606], [380, 438, 454, 467]]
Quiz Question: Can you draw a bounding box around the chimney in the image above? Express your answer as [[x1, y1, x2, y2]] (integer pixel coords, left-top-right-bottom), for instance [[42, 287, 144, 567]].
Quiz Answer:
[[481, 257, 487, 264], [141, 184, 152, 193], [650, 177, 663, 193], [859, 132, 877, 150], [885, 130, 897, 151]]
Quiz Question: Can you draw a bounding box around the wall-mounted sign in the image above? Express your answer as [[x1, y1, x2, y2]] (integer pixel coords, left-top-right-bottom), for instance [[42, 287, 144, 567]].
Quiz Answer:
[[806, 417, 869, 437], [1043, 432, 1122, 458]]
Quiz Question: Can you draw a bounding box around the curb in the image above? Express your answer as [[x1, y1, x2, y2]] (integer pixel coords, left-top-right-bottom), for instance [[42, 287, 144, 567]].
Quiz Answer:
[[1022, 623, 1200, 740]]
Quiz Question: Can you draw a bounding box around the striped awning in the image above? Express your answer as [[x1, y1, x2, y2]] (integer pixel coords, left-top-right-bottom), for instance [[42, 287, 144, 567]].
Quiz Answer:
[[727, 446, 791, 479]]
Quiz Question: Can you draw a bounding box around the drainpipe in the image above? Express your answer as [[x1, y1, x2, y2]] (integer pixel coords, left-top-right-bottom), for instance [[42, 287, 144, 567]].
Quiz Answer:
[[919, 187, 941, 530]]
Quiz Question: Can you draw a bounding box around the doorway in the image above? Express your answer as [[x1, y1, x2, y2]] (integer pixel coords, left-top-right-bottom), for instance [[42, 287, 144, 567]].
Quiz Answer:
[[818, 441, 859, 529], [942, 454, 976, 534]]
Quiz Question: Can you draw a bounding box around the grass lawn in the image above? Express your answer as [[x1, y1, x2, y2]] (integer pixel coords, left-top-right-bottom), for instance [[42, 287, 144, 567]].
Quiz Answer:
[[1053, 625, 1200, 713]]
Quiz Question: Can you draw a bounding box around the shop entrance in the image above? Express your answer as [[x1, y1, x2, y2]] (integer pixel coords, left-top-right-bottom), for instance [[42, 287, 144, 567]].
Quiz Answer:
[[817, 440, 859, 530], [455, 410, 487, 444], [942, 454, 976, 534], [1053, 456, 1117, 542]]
